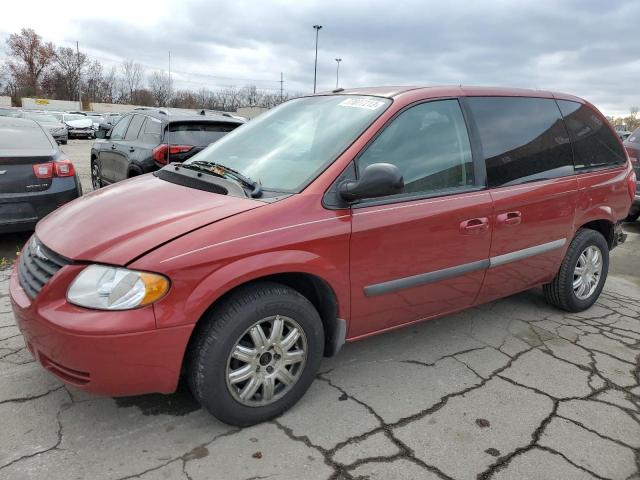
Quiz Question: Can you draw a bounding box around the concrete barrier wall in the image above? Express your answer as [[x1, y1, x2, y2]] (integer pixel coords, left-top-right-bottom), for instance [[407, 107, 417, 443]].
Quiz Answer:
[[0, 96, 11, 107], [89, 103, 143, 113], [235, 106, 268, 119], [21, 98, 81, 111]]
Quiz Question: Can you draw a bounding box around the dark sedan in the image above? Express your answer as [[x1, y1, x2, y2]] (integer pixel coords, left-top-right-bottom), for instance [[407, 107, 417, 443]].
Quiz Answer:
[[0, 117, 81, 233]]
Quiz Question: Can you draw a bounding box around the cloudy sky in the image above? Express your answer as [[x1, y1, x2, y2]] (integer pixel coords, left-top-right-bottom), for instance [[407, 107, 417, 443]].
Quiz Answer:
[[1, 0, 639, 116]]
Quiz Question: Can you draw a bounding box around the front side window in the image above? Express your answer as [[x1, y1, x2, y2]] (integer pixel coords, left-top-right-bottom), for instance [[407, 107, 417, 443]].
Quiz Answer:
[[110, 115, 131, 140], [557, 100, 626, 170], [186, 95, 391, 192], [357, 99, 474, 195], [467, 97, 574, 187]]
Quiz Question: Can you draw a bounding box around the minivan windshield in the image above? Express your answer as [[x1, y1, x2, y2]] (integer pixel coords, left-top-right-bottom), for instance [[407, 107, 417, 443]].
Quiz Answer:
[[184, 95, 391, 192]]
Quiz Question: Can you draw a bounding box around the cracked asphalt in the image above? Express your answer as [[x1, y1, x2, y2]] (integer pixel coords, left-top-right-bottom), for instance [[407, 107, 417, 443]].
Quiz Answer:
[[1, 141, 640, 479]]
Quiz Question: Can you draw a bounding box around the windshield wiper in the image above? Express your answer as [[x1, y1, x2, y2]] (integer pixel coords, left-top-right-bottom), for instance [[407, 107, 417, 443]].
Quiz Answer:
[[179, 161, 262, 198]]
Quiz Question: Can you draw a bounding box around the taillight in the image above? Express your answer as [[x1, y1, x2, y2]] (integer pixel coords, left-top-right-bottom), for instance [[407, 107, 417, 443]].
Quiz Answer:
[[32, 160, 75, 179], [32, 163, 53, 179], [629, 170, 637, 201], [152, 144, 194, 165], [54, 159, 75, 177]]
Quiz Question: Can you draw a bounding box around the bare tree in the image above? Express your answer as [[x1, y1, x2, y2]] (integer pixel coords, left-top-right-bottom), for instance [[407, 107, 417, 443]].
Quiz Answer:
[[121, 60, 144, 103], [53, 46, 87, 100], [5, 28, 55, 96], [148, 70, 171, 106]]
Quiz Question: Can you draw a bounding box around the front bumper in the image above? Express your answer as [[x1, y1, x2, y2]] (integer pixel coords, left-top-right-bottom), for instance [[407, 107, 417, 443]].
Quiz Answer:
[[0, 177, 80, 233], [68, 128, 93, 138], [51, 131, 68, 143], [9, 263, 193, 396]]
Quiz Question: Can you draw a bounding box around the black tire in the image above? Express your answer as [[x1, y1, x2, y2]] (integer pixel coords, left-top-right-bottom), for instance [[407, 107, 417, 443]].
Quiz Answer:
[[624, 212, 639, 222], [187, 282, 324, 426], [543, 229, 609, 312], [91, 158, 103, 190]]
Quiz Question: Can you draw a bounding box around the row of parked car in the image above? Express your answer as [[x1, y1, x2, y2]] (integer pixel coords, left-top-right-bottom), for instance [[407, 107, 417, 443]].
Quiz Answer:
[[0, 107, 122, 143], [0, 106, 245, 233]]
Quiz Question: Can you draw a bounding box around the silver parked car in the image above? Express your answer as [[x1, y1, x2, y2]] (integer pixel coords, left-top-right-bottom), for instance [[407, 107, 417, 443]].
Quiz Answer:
[[21, 112, 69, 144]]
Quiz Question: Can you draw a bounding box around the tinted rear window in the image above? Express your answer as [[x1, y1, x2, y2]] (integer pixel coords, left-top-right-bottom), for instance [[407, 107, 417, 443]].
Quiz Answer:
[[167, 122, 239, 146], [467, 97, 574, 187], [557, 100, 626, 169]]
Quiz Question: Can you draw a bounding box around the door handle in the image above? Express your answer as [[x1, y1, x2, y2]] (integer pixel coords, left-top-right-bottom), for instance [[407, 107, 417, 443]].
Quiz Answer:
[[460, 217, 489, 234], [497, 211, 522, 226], [110, 144, 116, 150], [129, 147, 135, 152]]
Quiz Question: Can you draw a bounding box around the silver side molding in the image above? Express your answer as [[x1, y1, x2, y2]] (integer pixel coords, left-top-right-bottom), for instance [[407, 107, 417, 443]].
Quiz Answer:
[[363, 238, 567, 297], [489, 238, 567, 268]]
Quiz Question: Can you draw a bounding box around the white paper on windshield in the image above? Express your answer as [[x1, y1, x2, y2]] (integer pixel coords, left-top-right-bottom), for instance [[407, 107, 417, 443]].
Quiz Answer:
[[338, 98, 386, 110]]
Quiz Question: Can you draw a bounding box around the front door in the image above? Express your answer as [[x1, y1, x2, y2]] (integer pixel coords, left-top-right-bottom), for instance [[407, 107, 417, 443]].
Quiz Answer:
[[348, 99, 493, 339], [99, 115, 131, 184]]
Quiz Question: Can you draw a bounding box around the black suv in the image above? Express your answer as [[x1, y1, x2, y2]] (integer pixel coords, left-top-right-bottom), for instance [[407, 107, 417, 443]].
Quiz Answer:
[[623, 128, 640, 221], [90, 109, 245, 189]]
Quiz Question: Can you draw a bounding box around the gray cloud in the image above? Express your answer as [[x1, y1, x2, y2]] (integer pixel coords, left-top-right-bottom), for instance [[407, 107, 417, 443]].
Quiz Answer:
[[2, 0, 639, 115]]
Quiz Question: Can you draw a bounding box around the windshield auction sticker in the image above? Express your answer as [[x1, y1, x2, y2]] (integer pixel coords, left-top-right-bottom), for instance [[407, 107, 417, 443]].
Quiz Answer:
[[338, 98, 386, 110]]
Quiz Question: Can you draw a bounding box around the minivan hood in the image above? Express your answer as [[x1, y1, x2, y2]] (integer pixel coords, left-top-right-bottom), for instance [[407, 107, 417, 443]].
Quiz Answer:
[[36, 174, 263, 265]]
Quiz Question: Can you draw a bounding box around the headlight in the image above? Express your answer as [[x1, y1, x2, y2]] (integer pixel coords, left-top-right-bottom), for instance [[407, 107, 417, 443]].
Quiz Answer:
[[67, 265, 170, 310]]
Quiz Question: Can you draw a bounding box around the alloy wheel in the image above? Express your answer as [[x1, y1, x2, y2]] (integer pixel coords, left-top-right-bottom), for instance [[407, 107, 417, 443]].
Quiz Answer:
[[225, 315, 307, 407], [573, 245, 603, 300], [91, 162, 101, 190]]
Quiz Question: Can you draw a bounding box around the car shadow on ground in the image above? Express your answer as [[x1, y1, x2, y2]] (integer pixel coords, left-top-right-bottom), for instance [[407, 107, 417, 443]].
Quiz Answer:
[[114, 382, 202, 417]]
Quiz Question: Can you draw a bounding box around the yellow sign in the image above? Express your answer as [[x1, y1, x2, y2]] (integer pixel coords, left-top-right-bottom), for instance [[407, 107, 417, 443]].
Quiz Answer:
[[35, 99, 50, 105]]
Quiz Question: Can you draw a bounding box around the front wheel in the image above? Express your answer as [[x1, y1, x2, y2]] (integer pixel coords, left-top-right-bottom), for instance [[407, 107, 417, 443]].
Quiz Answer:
[[187, 282, 324, 426], [543, 229, 609, 312]]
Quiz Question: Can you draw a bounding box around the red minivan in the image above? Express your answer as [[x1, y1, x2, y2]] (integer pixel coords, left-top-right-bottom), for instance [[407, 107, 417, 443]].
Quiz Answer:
[[10, 86, 635, 426]]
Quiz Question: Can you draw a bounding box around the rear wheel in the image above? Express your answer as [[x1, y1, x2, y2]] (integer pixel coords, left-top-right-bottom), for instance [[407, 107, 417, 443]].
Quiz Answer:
[[543, 229, 609, 312], [91, 159, 103, 190], [187, 282, 324, 426]]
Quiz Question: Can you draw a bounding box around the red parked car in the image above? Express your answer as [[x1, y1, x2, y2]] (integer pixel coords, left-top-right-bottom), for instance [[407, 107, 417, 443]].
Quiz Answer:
[[10, 86, 635, 426]]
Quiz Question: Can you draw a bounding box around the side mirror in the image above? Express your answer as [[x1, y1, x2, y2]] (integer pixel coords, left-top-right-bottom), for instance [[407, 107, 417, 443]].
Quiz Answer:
[[339, 163, 404, 202], [95, 126, 110, 139]]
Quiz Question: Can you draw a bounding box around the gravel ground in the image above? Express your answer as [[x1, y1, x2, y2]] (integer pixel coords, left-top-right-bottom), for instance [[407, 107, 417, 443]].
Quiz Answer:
[[1, 139, 640, 479]]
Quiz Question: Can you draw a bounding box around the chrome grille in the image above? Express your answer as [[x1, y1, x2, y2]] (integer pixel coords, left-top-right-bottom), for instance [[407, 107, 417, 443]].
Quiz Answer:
[[18, 237, 70, 298]]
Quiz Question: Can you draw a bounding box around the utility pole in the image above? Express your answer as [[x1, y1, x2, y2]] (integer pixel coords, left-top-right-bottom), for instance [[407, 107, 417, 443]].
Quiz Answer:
[[335, 58, 342, 89], [313, 25, 322, 93], [76, 41, 82, 110], [168, 50, 171, 107], [280, 72, 283, 103]]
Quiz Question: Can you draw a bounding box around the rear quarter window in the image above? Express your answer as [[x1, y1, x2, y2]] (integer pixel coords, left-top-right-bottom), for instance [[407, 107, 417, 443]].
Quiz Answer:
[[557, 100, 626, 170], [467, 97, 574, 187], [167, 122, 239, 146], [624, 127, 640, 146]]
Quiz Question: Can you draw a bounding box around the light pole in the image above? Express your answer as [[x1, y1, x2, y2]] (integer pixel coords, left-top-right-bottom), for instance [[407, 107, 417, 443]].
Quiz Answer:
[[313, 25, 322, 93], [335, 58, 342, 89]]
